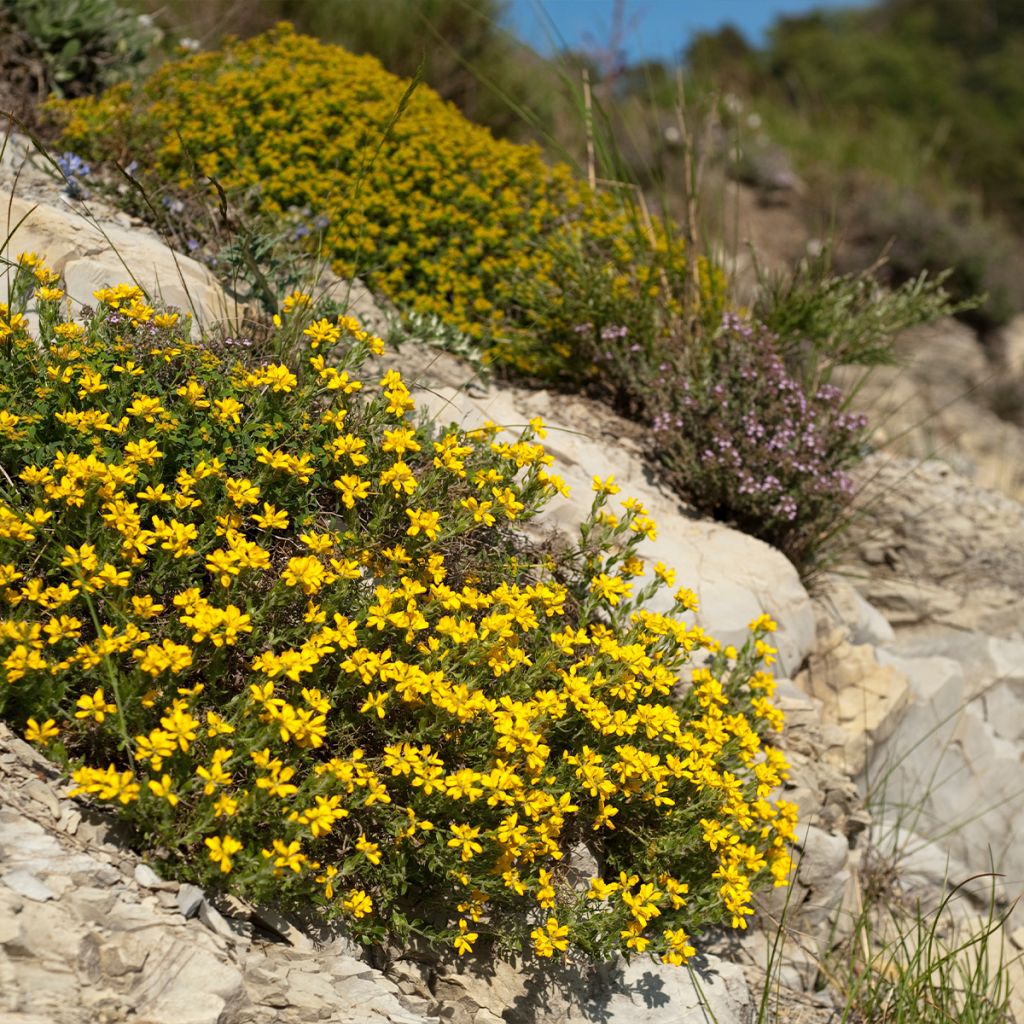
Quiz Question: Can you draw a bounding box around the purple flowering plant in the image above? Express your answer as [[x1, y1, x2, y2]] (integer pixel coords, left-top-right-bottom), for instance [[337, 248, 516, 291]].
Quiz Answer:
[[649, 314, 869, 568]]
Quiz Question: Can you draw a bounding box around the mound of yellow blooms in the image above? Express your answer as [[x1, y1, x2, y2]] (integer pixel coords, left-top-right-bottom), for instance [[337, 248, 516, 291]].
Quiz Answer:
[[49, 24, 707, 373], [0, 253, 794, 964]]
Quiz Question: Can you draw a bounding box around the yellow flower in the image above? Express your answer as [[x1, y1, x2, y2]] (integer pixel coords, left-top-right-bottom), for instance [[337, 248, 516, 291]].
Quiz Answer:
[[212, 792, 239, 818], [460, 496, 495, 526], [654, 562, 677, 587], [535, 868, 555, 908], [491, 486, 524, 520], [620, 920, 650, 952], [295, 795, 348, 837], [225, 477, 260, 507], [333, 474, 370, 509], [160, 705, 200, 751], [359, 690, 388, 718], [355, 834, 382, 865], [586, 877, 619, 901], [282, 290, 312, 314], [303, 318, 341, 349], [591, 474, 620, 495], [24, 717, 59, 744], [453, 918, 478, 956], [252, 502, 290, 530], [205, 834, 242, 873], [133, 639, 193, 676], [147, 774, 179, 806], [260, 363, 298, 393], [315, 864, 338, 898], [531, 917, 569, 957], [662, 928, 696, 966], [590, 573, 632, 606], [343, 889, 373, 919], [282, 555, 330, 595], [262, 838, 307, 873], [379, 461, 417, 496], [447, 824, 483, 862], [213, 397, 244, 425], [405, 507, 440, 540], [75, 687, 117, 723], [382, 427, 421, 456]]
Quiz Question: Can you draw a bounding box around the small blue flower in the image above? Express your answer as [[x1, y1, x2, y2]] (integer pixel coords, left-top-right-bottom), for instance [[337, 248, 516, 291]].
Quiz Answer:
[[55, 151, 91, 199], [57, 152, 91, 179]]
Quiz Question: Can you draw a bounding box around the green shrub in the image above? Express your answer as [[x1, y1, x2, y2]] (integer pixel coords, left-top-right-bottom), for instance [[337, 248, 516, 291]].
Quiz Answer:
[[0, 0, 160, 111], [46, 24, 717, 380], [0, 252, 795, 964], [753, 248, 973, 384]]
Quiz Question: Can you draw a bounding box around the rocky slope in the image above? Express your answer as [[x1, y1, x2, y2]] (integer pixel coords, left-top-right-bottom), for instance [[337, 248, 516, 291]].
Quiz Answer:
[[2, 135, 1024, 1023]]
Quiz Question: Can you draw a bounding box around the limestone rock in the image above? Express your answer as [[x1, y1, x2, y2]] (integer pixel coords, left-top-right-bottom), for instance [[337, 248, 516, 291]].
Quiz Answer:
[[863, 650, 1024, 911], [0, 190, 230, 339], [834, 318, 1024, 502], [432, 952, 750, 1024], [819, 576, 895, 647], [840, 457, 1024, 638], [176, 884, 205, 919], [794, 629, 911, 774], [2, 869, 56, 903]]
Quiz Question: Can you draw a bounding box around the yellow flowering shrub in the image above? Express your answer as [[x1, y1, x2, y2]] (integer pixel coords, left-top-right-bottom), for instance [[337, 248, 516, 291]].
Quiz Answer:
[[47, 24, 722, 376], [0, 254, 794, 964]]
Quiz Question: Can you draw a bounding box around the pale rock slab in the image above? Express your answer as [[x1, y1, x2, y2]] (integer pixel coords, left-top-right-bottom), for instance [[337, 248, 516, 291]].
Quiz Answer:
[[863, 651, 1024, 911], [432, 952, 750, 1024], [0, 190, 232, 338], [794, 629, 911, 774], [818, 576, 895, 647]]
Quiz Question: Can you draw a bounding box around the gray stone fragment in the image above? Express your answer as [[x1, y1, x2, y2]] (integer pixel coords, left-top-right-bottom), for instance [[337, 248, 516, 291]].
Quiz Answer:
[[177, 883, 205, 918], [57, 806, 82, 835], [249, 904, 315, 951], [134, 862, 176, 891], [21, 778, 61, 819], [74, 862, 123, 887], [281, 969, 340, 1010], [105, 899, 180, 933], [66, 886, 118, 924], [822, 576, 896, 647], [474, 1009, 505, 1024], [1, 870, 55, 902], [796, 825, 849, 887], [199, 899, 251, 946]]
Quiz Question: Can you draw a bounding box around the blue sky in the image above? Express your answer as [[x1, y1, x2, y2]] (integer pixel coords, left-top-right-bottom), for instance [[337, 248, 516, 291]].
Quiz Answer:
[[506, 0, 866, 63]]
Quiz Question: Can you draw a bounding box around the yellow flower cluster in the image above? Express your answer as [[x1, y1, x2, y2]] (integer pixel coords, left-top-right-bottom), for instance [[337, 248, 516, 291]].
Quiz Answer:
[[0, 254, 794, 965], [48, 24, 709, 372]]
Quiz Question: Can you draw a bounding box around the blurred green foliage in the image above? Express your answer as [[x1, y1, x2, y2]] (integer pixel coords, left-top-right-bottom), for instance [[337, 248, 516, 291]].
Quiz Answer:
[[683, 0, 1024, 328], [1, 0, 161, 100], [688, 0, 1024, 223]]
